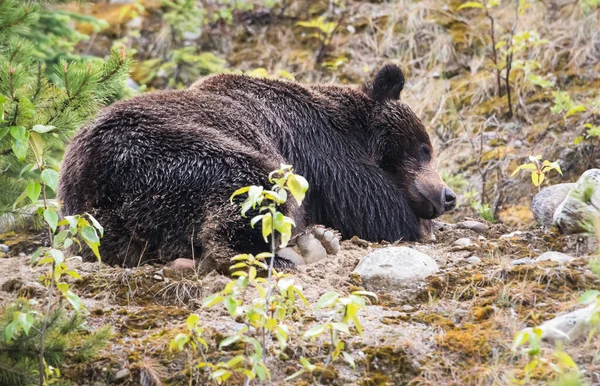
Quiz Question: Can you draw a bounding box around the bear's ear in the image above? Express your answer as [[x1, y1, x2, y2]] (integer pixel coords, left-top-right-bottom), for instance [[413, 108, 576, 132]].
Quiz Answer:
[[365, 64, 405, 102]]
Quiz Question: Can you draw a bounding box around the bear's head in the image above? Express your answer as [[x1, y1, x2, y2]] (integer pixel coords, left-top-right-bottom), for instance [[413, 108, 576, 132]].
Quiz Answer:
[[363, 64, 456, 220]]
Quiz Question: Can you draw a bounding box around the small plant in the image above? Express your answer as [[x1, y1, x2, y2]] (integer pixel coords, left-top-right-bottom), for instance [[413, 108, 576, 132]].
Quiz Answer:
[[286, 290, 377, 383], [465, 188, 496, 223], [172, 165, 310, 384], [511, 155, 562, 191], [511, 328, 582, 385], [551, 91, 587, 120]]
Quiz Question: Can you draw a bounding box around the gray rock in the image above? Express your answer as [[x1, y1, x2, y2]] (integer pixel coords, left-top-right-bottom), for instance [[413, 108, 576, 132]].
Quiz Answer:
[[466, 256, 482, 264], [539, 305, 596, 342], [535, 251, 575, 264], [353, 247, 439, 289], [532, 183, 575, 227], [114, 368, 131, 382], [456, 220, 488, 234], [0, 244, 8, 253], [511, 257, 533, 266], [554, 169, 600, 234], [453, 238, 472, 247]]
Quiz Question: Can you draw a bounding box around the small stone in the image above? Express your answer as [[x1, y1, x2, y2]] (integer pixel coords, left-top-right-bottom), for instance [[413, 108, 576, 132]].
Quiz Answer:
[[153, 274, 163, 281], [477, 235, 486, 241], [514, 140, 523, 148], [511, 257, 533, 266], [18, 252, 25, 257], [401, 305, 415, 312], [432, 220, 456, 231], [114, 368, 131, 382], [535, 251, 575, 264], [353, 247, 439, 290], [467, 256, 482, 264], [540, 305, 595, 342], [453, 238, 472, 247], [532, 183, 575, 227], [456, 220, 488, 234], [0, 244, 8, 253], [554, 169, 600, 234]]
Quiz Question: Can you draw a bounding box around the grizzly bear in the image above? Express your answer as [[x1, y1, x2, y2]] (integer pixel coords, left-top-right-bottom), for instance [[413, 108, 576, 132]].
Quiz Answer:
[[58, 64, 456, 272]]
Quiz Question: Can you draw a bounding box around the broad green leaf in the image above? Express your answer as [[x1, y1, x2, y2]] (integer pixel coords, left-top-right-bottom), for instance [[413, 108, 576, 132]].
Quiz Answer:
[[32, 124, 56, 133], [564, 105, 586, 119], [287, 175, 309, 205], [230, 186, 250, 202], [202, 293, 223, 308], [303, 324, 326, 339], [10, 126, 27, 141], [12, 139, 28, 161], [531, 171, 541, 186], [86, 213, 104, 237], [458, 1, 485, 9], [170, 333, 190, 351], [553, 350, 578, 369], [219, 334, 241, 348], [316, 291, 339, 309], [224, 295, 237, 316], [0, 127, 9, 139], [30, 247, 44, 264], [261, 212, 272, 242], [49, 249, 65, 265], [332, 322, 350, 334], [43, 208, 58, 232], [25, 182, 41, 203], [80, 225, 100, 260], [29, 132, 44, 161], [65, 290, 84, 311], [574, 136, 585, 145], [579, 290, 600, 304], [57, 282, 69, 293], [186, 314, 199, 330], [41, 169, 59, 192]]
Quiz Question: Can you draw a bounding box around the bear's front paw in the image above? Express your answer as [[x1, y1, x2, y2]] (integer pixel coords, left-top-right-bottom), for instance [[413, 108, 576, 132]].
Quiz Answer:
[[278, 225, 342, 265]]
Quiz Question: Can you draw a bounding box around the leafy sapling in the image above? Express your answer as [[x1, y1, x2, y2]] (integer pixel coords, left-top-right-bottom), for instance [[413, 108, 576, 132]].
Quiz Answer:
[[511, 155, 562, 191]]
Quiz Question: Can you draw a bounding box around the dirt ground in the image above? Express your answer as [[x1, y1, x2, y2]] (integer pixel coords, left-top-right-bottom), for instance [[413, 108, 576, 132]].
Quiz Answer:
[[1, 221, 599, 385]]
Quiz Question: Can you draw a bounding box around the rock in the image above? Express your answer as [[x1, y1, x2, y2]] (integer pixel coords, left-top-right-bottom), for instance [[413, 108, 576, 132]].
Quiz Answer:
[[466, 256, 482, 264], [456, 220, 488, 234], [540, 305, 595, 342], [511, 257, 533, 266], [353, 247, 439, 289], [114, 368, 131, 382], [0, 244, 8, 253], [432, 220, 456, 231], [453, 238, 472, 247], [554, 169, 600, 234], [535, 251, 575, 264], [532, 183, 575, 227]]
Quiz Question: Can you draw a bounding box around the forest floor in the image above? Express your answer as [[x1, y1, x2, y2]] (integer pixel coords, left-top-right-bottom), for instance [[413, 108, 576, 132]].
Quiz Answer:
[[1, 221, 599, 385]]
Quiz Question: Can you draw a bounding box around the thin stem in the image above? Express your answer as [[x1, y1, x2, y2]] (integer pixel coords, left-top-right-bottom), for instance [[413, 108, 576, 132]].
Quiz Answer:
[[318, 327, 335, 385], [263, 205, 277, 351], [191, 333, 217, 386]]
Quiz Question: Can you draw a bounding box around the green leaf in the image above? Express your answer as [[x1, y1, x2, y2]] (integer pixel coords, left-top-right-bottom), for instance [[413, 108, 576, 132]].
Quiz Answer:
[[303, 324, 326, 339], [342, 352, 356, 369], [286, 174, 309, 205], [81, 225, 101, 260], [564, 105, 586, 119], [43, 208, 58, 233], [41, 169, 59, 192], [25, 182, 41, 203], [32, 124, 56, 133], [316, 291, 339, 309], [10, 126, 27, 141], [219, 334, 241, 348], [574, 136, 585, 145], [332, 322, 350, 334], [65, 290, 84, 311], [458, 1, 485, 9], [49, 249, 65, 265], [186, 314, 200, 330], [224, 295, 237, 317], [553, 350, 578, 369], [0, 127, 9, 139], [170, 333, 190, 351], [230, 186, 250, 202], [12, 139, 29, 162], [261, 212, 272, 242], [579, 290, 600, 304], [86, 213, 104, 237], [284, 369, 306, 381], [30, 247, 44, 264]]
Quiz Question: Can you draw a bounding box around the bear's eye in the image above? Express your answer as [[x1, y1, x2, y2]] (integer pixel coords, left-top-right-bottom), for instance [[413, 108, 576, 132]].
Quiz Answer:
[[421, 145, 431, 161]]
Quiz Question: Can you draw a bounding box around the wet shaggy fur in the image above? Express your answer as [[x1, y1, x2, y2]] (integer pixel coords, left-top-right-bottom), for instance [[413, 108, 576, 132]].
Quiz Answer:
[[58, 64, 435, 271]]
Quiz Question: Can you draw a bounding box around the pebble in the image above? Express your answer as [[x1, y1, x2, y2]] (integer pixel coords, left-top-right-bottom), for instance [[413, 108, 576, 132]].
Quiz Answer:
[[467, 256, 482, 264], [453, 238, 472, 247], [511, 257, 533, 266], [535, 251, 575, 264], [114, 368, 131, 382], [456, 220, 488, 234], [0, 244, 8, 253]]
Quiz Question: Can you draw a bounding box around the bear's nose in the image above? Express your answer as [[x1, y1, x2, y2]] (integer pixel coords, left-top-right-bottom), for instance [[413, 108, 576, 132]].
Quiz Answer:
[[442, 187, 457, 211]]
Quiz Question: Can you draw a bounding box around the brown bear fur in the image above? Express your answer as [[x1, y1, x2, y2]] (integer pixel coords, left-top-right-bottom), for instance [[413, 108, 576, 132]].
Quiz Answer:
[[58, 64, 451, 272]]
